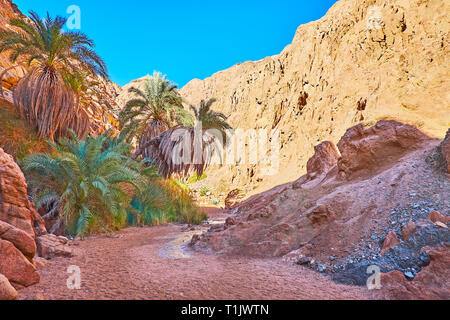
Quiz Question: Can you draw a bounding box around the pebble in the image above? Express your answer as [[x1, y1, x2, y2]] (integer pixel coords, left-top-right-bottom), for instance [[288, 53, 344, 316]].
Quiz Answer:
[[404, 271, 415, 280]]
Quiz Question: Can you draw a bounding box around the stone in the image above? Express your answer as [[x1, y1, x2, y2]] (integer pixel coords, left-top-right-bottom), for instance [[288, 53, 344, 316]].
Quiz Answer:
[[434, 222, 448, 229], [439, 129, 450, 174], [380, 231, 399, 255], [306, 205, 336, 225], [402, 220, 416, 241], [0, 273, 18, 300], [306, 141, 339, 179], [296, 257, 312, 265], [224, 189, 244, 210]]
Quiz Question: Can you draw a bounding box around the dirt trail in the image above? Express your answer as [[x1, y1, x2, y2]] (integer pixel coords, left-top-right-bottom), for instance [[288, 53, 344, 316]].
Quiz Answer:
[[20, 208, 370, 300]]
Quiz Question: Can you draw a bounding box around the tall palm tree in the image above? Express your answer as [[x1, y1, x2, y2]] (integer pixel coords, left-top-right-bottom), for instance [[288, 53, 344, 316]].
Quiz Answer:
[[0, 11, 108, 141], [20, 131, 148, 237], [119, 71, 188, 158], [133, 98, 231, 178]]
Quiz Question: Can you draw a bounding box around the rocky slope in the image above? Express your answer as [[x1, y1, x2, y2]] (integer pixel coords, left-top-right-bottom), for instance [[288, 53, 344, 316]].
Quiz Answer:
[[191, 120, 449, 299], [179, 0, 450, 199], [0, 147, 74, 300]]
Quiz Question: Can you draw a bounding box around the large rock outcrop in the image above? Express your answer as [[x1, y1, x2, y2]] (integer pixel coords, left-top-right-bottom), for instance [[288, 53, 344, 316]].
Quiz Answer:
[[0, 148, 40, 292], [177, 0, 450, 198]]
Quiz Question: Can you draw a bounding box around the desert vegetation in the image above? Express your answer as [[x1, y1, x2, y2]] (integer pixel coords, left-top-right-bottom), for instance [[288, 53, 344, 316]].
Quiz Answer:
[[0, 11, 108, 140]]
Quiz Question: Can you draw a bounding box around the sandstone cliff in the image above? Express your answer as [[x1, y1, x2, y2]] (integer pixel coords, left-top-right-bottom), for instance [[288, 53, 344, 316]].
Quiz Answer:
[[179, 0, 450, 198], [0, 0, 121, 136]]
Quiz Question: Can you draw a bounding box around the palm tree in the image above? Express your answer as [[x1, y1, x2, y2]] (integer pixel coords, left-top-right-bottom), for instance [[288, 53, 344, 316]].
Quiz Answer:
[[119, 71, 188, 158], [0, 11, 108, 141], [20, 131, 148, 237], [190, 98, 231, 132], [133, 98, 231, 178]]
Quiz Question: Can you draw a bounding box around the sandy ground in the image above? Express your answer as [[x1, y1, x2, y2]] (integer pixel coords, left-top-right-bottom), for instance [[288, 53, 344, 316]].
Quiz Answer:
[[19, 209, 370, 300]]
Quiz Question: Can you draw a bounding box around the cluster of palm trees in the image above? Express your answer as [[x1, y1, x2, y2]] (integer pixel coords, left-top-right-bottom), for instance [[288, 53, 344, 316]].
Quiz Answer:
[[0, 12, 108, 141], [0, 11, 231, 236]]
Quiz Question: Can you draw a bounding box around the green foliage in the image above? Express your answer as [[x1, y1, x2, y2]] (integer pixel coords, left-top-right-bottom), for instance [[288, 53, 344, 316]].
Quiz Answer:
[[20, 131, 147, 237], [130, 179, 207, 226]]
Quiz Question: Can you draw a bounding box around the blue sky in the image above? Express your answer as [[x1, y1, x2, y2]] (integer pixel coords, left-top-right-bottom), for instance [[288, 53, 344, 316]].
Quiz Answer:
[[14, 0, 338, 87]]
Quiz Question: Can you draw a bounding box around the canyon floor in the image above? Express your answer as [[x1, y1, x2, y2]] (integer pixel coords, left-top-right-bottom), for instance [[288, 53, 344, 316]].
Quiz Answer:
[[18, 208, 370, 300]]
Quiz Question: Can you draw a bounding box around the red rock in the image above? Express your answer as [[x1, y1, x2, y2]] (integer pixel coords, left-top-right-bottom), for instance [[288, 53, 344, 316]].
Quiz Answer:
[[224, 189, 244, 210], [306, 141, 339, 179], [0, 220, 36, 260], [306, 205, 336, 225], [402, 220, 416, 241], [337, 121, 431, 179], [440, 129, 450, 174], [0, 239, 39, 288], [0, 148, 39, 238], [380, 231, 399, 255], [377, 246, 450, 300], [428, 210, 449, 224], [0, 273, 17, 300]]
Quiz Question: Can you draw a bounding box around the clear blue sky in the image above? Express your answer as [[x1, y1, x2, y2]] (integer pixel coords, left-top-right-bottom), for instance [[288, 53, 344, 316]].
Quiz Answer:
[[14, 0, 338, 87]]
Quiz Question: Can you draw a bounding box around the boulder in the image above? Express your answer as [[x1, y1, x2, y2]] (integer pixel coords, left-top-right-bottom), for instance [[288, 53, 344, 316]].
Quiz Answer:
[[0, 273, 17, 300], [36, 234, 73, 259], [306, 141, 339, 179], [378, 246, 450, 299], [428, 210, 450, 224], [337, 121, 431, 179], [0, 239, 39, 288], [0, 148, 43, 289]]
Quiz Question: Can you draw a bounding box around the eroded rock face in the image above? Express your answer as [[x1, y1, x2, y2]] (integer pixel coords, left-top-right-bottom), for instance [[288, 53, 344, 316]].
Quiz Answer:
[[337, 121, 431, 179], [439, 129, 450, 174], [176, 0, 450, 198], [191, 121, 449, 300]]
